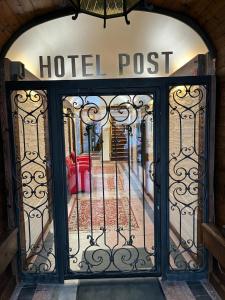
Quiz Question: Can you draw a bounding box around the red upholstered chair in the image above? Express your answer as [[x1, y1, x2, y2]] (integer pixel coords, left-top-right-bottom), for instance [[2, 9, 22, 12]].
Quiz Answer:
[[78, 162, 90, 192], [65, 156, 78, 194], [77, 155, 92, 167], [66, 154, 92, 193], [68, 164, 79, 194], [70, 151, 76, 163]]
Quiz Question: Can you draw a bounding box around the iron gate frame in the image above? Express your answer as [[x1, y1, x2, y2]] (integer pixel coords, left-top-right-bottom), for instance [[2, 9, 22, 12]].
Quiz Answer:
[[6, 75, 214, 283]]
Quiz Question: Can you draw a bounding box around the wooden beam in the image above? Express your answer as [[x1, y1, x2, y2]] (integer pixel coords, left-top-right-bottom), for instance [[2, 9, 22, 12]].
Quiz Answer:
[[202, 223, 225, 268], [0, 58, 16, 230], [0, 229, 18, 275], [209, 271, 225, 300]]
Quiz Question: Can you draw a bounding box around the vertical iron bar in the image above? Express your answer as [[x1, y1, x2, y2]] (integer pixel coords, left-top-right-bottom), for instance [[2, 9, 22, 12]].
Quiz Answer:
[[68, 115, 72, 154], [6, 89, 23, 279], [141, 119, 147, 252], [101, 125, 107, 243], [202, 79, 211, 271], [160, 82, 169, 279], [87, 125, 93, 237], [71, 114, 76, 152], [208, 76, 216, 224], [48, 88, 67, 283], [114, 122, 119, 245], [67, 112, 80, 270], [127, 125, 131, 239], [153, 90, 161, 272]]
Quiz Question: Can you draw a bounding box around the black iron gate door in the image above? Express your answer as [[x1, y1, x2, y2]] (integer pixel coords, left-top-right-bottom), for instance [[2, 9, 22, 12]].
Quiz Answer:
[[6, 76, 213, 282], [61, 87, 161, 279]]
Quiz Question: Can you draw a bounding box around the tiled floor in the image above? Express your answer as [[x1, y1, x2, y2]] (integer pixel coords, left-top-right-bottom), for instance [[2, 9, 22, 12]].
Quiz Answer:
[[11, 279, 221, 300]]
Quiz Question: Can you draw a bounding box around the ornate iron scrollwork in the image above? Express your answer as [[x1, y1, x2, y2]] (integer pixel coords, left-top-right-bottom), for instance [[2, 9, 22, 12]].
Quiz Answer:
[[169, 85, 207, 271], [11, 90, 55, 273]]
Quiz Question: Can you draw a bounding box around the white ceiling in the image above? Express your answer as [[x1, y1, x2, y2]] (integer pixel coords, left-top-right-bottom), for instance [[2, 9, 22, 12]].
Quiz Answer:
[[6, 11, 208, 80]]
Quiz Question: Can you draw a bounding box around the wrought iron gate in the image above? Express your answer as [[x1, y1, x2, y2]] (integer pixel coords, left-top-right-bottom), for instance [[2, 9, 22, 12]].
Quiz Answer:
[[6, 76, 213, 283]]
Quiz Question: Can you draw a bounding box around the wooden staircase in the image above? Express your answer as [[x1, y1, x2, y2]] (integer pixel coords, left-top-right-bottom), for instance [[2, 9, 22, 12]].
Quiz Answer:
[[111, 124, 128, 161], [91, 151, 101, 160]]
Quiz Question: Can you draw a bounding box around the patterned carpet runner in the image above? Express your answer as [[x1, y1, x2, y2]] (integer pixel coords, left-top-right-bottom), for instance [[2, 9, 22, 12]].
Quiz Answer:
[[68, 197, 139, 231]]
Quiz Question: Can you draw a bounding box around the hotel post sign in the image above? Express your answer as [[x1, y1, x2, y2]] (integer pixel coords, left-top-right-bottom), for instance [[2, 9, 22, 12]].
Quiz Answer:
[[39, 52, 173, 78]]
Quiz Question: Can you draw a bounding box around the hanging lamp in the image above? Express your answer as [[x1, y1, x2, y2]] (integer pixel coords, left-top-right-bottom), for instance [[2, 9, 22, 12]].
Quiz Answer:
[[69, 0, 143, 27]]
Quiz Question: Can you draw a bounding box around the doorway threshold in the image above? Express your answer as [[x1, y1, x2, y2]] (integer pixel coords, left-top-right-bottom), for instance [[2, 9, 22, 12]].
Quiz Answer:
[[10, 277, 220, 300]]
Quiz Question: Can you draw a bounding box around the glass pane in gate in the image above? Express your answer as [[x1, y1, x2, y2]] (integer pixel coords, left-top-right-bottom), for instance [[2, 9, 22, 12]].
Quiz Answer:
[[10, 90, 55, 273], [63, 94, 156, 274], [169, 85, 207, 271]]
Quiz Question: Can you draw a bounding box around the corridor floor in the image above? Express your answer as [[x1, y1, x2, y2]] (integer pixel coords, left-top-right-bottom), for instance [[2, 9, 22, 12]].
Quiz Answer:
[[11, 278, 221, 300]]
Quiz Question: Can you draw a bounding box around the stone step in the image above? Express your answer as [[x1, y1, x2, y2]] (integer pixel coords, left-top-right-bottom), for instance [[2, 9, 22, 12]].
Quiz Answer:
[[111, 157, 128, 161], [111, 151, 128, 156], [112, 141, 126, 145], [112, 127, 125, 131], [112, 137, 127, 140], [112, 131, 125, 135], [112, 145, 126, 149], [112, 142, 127, 146], [112, 132, 126, 134], [111, 153, 128, 158], [112, 125, 126, 128], [112, 135, 127, 140]]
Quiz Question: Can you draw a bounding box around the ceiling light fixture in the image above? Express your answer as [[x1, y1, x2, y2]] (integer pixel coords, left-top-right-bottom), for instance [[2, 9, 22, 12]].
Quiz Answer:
[[69, 0, 143, 28]]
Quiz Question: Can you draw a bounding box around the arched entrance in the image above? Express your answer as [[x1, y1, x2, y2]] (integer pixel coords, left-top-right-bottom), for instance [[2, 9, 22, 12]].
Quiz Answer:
[[2, 6, 216, 284]]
